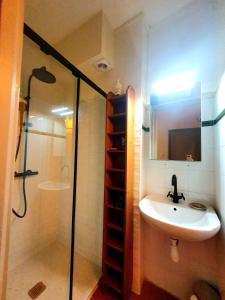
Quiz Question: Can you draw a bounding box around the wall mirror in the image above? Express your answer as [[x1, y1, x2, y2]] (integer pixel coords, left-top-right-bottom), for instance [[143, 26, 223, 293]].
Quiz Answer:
[[150, 81, 201, 161]]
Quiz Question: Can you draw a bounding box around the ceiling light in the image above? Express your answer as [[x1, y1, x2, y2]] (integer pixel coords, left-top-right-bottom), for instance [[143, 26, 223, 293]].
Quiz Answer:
[[51, 107, 68, 113], [152, 72, 197, 96], [60, 110, 73, 116]]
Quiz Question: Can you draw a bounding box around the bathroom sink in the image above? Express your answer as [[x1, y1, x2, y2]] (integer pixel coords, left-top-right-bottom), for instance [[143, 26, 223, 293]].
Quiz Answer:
[[38, 181, 70, 191], [139, 195, 221, 241]]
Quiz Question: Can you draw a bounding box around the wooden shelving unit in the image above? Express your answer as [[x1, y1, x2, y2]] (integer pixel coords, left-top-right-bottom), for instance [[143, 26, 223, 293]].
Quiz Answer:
[[102, 86, 135, 299]]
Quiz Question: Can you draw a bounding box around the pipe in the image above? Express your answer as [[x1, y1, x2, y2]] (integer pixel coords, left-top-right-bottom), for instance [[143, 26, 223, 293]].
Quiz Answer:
[[170, 238, 179, 263], [12, 75, 32, 218]]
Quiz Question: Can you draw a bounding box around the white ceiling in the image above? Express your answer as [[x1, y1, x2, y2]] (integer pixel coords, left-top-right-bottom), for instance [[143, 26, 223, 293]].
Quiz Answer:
[[25, 0, 194, 44]]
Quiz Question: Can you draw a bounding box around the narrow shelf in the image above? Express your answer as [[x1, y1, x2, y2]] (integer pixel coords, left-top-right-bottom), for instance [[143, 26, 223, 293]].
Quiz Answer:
[[105, 258, 123, 273], [107, 204, 124, 212], [107, 222, 124, 232], [107, 131, 126, 136], [107, 186, 125, 192], [103, 88, 134, 298], [102, 273, 123, 294], [107, 149, 125, 153], [106, 241, 124, 253], [108, 94, 126, 104], [108, 112, 126, 120], [106, 168, 125, 173]]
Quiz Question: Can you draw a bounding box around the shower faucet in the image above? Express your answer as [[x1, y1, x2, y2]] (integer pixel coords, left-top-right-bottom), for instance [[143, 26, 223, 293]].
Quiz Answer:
[[14, 170, 39, 178], [12, 66, 56, 219]]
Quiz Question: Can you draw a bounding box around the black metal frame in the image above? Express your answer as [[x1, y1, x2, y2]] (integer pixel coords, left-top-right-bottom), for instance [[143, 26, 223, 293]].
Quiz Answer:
[[202, 107, 225, 127], [69, 77, 80, 300], [24, 24, 107, 98], [23, 24, 107, 300]]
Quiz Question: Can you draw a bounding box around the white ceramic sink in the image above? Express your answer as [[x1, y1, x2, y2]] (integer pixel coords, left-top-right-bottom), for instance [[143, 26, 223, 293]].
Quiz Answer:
[[139, 194, 221, 242], [38, 181, 70, 191]]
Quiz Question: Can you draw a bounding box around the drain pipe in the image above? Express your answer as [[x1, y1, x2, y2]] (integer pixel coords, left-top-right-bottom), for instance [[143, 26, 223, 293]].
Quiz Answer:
[[170, 238, 179, 263]]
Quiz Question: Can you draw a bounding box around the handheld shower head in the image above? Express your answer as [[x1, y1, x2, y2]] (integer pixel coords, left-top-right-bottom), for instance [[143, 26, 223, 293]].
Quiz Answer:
[[32, 66, 56, 84]]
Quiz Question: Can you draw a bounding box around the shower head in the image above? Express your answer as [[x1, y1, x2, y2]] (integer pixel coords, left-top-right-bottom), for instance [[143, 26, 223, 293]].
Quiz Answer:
[[32, 66, 56, 84]]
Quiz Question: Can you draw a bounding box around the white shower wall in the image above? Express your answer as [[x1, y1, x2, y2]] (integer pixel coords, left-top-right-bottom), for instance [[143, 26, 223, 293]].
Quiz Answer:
[[54, 95, 106, 268], [8, 112, 70, 271], [9, 92, 105, 277], [75, 97, 105, 267]]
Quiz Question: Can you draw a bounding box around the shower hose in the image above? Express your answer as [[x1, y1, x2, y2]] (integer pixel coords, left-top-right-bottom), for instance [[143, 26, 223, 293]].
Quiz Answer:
[[12, 97, 30, 218]]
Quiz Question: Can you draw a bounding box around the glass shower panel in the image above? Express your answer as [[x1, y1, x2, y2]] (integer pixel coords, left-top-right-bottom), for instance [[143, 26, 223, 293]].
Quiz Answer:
[[6, 35, 77, 300], [73, 80, 106, 299]]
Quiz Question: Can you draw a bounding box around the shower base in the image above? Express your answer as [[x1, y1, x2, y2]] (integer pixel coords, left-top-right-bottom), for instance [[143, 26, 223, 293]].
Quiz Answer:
[[6, 242, 101, 300]]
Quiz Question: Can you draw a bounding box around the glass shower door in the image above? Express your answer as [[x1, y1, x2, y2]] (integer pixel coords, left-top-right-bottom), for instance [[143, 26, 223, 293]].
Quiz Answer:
[[6, 35, 77, 300], [72, 80, 106, 299]]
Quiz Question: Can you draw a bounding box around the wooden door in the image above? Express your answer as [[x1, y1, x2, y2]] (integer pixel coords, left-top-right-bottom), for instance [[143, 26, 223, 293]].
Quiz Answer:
[[168, 128, 201, 161]]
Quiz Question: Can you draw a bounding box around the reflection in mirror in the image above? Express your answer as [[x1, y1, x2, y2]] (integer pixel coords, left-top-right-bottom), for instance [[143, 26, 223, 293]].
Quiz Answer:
[[150, 80, 201, 161]]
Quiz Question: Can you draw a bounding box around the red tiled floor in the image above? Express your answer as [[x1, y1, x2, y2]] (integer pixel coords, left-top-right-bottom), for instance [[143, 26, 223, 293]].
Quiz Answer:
[[130, 281, 179, 300], [91, 281, 179, 300]]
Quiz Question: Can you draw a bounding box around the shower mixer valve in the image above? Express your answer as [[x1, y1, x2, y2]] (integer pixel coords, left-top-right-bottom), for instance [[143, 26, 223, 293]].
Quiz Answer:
[[14, 170, 39, 178]]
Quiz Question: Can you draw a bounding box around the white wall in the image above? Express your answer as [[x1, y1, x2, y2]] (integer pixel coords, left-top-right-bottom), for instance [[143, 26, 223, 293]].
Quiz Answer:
[[56, 11, 114, 70], [215, 72, 225, 300], [148, 0, 225, 95]]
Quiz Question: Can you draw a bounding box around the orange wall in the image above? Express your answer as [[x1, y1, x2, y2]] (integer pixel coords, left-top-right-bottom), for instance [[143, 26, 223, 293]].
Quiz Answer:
[[0, 0, 24, 298]]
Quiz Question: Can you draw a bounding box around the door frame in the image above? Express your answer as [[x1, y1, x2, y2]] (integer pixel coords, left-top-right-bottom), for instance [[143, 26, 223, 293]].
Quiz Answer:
[[0, 1, 24, 298]]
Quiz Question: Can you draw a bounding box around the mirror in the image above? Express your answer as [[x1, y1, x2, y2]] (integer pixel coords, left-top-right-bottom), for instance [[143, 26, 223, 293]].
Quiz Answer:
[[150, 81, 201, 161]]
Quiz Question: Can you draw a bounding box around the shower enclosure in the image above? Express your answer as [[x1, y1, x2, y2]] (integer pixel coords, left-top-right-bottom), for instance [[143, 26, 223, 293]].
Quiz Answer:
[[6, 25, 106, 300]]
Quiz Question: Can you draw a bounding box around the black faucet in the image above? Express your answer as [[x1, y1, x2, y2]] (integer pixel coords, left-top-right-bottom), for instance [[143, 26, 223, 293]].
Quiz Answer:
[[167, 174, 185, 204]]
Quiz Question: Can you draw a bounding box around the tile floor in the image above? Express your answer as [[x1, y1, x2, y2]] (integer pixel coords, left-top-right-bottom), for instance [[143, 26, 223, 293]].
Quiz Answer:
[[6, 242, 101, 300]]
